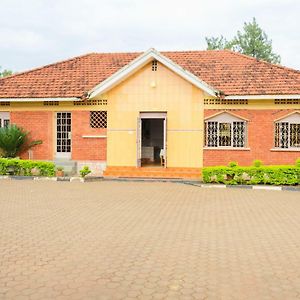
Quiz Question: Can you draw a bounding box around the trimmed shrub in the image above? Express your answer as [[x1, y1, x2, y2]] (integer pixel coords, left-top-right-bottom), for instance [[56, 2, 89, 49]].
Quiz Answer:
[[80, 166, 92, 178], [253, 160, 263, 167], [0, 158, 55, 177], [203, 165, 300, 186], [296, 158, 300, 168], [228, 161, 238, 168]]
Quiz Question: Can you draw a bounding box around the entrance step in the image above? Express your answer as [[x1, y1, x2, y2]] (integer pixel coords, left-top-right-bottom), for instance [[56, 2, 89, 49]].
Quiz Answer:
[[103, 166, 201, 180], [54, 160, 77, 176]]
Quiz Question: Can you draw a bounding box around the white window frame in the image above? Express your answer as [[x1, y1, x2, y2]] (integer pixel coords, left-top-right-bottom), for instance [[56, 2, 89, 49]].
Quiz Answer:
[[0, 112, 10, 128], [274, 113, 300, 149], [204, 112, 248, 149]]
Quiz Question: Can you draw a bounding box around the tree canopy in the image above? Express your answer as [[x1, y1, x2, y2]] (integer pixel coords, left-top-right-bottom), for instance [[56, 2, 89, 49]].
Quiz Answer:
[[0, 67, 13, 78], [205, 18, 281, 64]]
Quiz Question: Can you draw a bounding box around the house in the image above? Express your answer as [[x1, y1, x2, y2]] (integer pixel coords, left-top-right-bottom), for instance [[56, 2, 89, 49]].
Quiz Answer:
[[0, 48, 300, 179]]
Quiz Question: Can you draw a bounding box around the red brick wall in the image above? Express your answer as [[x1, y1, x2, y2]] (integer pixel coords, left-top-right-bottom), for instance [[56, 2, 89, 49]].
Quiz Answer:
[[71, 111, 107, 160], [204, 109, 300, 166], [11, 111, 53, 160]]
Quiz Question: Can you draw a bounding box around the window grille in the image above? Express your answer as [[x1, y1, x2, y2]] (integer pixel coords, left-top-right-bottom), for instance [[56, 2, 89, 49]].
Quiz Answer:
[[219, 123, 231, 146], [205, 122, 218, 147], [0, 102, 10, 106], [74, 99, 108, 106], [275, 99, 300, 105], [204, 99, 248, 105], [152, 60, 158, 71], [90, 111, 107, 128], [275, 122, 300, 148], [233, 122, 245, 147], [205, 116, 246, 148], [44, 101, 59, 106]]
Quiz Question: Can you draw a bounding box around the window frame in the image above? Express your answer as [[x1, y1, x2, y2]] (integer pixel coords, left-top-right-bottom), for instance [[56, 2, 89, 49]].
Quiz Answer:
[[204, 113, 248, 149], [274, 115, 300, 149]]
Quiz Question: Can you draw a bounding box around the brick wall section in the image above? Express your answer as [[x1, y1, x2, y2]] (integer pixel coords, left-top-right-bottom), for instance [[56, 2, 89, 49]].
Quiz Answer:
[[204, 109, 300, 166], [11, 111, 53, 160], [71, 111, 107, 160]]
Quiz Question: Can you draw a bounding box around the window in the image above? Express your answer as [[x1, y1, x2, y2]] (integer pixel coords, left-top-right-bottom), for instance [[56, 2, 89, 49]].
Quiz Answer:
[[90, 111, 107, 128], [275, 113, 300, 148], [205, 112, 246, 148], [0, 112, 10, 128]]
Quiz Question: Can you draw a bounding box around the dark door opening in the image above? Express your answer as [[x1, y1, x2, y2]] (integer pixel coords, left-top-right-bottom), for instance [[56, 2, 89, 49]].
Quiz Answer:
[[141, 118, 164, 166]]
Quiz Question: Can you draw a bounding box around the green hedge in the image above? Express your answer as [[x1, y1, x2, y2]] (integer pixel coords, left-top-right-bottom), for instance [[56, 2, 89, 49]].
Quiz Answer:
[[203, 165, 300, 186], [0, 158, 55, 177]]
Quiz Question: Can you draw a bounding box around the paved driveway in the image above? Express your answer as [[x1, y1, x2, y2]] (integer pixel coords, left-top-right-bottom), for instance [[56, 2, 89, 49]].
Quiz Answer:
[[1, 181, 300, 300]]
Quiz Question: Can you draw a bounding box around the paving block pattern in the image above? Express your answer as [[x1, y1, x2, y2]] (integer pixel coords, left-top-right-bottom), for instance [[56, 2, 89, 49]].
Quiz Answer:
[[1, 181, 300, 299]]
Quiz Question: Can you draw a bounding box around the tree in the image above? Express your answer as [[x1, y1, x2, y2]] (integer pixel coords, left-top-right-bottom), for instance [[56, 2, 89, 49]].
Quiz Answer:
[[0, 125, 42, 158], [205, 18, 281, 64], [0, 66, 13, 78]]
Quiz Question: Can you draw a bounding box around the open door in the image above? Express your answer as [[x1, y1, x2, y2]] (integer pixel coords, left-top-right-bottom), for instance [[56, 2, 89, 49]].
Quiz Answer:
[[137, 116, 142, 167], [163, 117, 167, 168]]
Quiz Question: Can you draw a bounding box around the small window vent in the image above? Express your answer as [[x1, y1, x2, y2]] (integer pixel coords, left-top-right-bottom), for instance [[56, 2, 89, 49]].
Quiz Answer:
[[90, 111, 107, 128], [204, 99, 248, 105], [43, 101, 59, 106], [0, 102, 10, 106], [275, 99, 300, 105], [74, 99, 108, 106], [152, 60, 158, 71]]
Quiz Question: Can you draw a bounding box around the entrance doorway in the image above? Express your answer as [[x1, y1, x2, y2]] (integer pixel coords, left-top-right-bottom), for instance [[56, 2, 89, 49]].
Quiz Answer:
[[137, 113, 167, 167]]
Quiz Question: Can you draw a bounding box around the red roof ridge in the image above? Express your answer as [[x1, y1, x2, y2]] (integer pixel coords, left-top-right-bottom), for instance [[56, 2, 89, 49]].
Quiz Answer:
[[0, 52, 97, 82], [224, 49, 300, 75]]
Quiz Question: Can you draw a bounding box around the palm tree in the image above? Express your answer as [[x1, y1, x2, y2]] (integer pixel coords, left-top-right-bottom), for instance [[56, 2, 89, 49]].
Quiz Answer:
[[0, 125, 42, 158]]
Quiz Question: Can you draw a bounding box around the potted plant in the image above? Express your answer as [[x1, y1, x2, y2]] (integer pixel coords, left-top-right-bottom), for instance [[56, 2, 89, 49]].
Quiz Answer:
[[56, 166, 64, 177], [80, 166, 91, 178]]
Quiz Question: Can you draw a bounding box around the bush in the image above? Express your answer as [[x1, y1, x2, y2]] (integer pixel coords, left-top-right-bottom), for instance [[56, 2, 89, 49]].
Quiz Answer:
[[228, 161, 238, 168], [253, 160, 263, 167], [0, 125, 42, 158], [203, 164, 300, 186], [296, 158, 300, 168], [80, 166, 92, 178], [0, 158, 55, 176]]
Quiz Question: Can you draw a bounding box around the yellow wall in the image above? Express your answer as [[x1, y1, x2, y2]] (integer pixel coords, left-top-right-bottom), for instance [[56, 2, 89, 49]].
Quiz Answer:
[[96, 62, 205, 168]]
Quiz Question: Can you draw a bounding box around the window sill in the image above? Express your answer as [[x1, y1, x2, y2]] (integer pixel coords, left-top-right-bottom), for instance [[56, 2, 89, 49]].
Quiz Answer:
[[270, 148, 300, 152], [204, 147, 250, 151], [82, 135, 107, 138]]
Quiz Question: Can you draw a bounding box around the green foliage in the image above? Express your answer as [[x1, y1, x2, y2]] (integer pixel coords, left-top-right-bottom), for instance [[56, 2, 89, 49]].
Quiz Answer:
[[56, 166, 64, 171], [0, 125, 42, 158], [0, 158, 55, 176], [0, 66, 13, 78], [296, 158, 300, 168], [253, 160, 263, 167], [203, 165, 300, 186], [205, 35, 234, 50], [228, 161, 238, 168], [205, 17, 281, 64], [80, 166, 92, 178]]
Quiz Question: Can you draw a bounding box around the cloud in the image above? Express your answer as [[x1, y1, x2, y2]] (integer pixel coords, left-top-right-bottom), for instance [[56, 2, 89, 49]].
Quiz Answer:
[[0, 0, 299, 71]]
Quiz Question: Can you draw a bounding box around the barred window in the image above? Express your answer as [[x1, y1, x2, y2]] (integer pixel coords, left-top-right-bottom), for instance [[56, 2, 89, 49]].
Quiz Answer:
[[90, 111, 107, 128], [275, 113, 300, 148], [205, 113, 246, 148]]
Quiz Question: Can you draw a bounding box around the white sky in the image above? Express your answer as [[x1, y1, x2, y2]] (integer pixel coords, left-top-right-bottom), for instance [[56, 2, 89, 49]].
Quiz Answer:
[[1, 0, 300, 72]]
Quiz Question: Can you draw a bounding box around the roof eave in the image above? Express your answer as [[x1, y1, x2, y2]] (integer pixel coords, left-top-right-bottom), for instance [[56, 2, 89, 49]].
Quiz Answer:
[[225, 94, 300, 100]]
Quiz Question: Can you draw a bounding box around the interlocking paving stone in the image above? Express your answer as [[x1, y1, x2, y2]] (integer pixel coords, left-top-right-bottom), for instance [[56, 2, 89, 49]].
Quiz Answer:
[[1, 181, 300, 299]]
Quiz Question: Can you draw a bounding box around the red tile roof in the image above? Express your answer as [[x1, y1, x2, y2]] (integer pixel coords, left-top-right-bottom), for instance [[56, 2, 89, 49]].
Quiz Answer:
[[1, 50, 300, 98]]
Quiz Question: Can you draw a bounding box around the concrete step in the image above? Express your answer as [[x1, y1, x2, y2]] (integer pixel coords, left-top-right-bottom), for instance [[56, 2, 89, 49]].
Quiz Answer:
[[104, 166, 202, 179], [54, 160, 77, 176]]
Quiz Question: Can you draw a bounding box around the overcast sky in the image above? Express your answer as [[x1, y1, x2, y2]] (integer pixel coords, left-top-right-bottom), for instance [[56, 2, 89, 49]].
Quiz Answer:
[[1, 0, 300, 72]]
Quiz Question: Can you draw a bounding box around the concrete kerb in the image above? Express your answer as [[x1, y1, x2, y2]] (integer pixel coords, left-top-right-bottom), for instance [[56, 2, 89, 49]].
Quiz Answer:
[[0, 175, 299, 191]]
